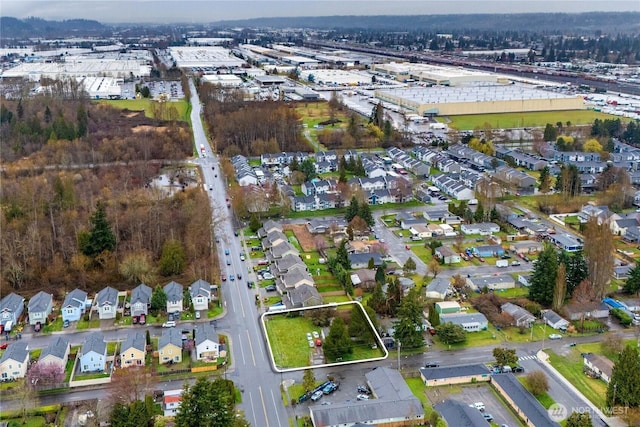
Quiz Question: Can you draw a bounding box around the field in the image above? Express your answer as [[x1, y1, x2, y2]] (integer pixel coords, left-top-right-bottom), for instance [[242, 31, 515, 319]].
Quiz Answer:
[[443, 110, 622, 130], [98, 99, 191, 122], [284, 224, 316, 252]]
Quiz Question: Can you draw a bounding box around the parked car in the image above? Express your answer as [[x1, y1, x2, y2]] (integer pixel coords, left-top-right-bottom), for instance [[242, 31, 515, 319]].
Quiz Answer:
[[513, 366, 525, 373], [357, 394, 370, 400], [0, 342, 7, 350], [229, 274, 235, 281], [322, 382, 338, 395], [162, 321, 176, 328], [63, 319, 70, 328], [34, 322, 41, 332], [424, 362, 440, 368], [357, 385, 371, 394], [548, 334, 563, 340], [483, 413, 494, 422], [240, 253, 246, 261], [247, 281, 254, 289], [265, 284, 277, 292], [310, 390, 323, 402], [469, 402, 485, 411], [195, 311, 201, 320]]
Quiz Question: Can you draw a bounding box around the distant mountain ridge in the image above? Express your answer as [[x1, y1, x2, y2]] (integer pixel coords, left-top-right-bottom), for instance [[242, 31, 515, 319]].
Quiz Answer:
[[211, 12, 640, 33], [1, 17, 106, 38]]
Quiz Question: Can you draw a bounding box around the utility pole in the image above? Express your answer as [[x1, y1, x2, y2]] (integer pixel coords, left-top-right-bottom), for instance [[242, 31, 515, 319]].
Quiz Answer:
[[397, 341, 401, 371]]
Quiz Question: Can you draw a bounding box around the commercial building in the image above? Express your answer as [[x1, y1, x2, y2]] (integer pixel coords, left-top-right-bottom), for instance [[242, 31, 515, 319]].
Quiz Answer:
[[372, 62, 501, 85], [168, 46, 245, 69], [374, 83, 584, 116]]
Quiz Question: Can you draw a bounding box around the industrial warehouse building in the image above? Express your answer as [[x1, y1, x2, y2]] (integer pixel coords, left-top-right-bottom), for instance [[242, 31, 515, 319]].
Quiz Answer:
[[374, 83, 585, 116], [372, 62, 502, 85]]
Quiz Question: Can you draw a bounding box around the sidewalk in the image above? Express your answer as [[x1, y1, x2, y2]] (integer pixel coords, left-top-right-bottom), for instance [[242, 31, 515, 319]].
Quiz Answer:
[[536, 350, 626, 427]]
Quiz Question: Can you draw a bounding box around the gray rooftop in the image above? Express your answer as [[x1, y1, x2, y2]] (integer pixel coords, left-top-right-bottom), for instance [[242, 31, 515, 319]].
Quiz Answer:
[[131, 284, 152, 305], [121, 331, 146, 353], [81, 332, 106, 356], [440, 312, 488, 326], [189, 279, 211, 299], [0, 341, 29, 364], [365, 366, 413, 401], [491, 373, 560, 426], [196, 323, 218, 346], [426, 277, 450, 295], [420, 364, 490, 381], [96, 286, 118, 306], [434, 399, 488, 427], [28, 291, 52, 313], [164, 281, 184, 301], [159, 328, 183, 349], [62, 288, 87, 309], [39, 336, 69, 361], [0, 293, 24, 313]]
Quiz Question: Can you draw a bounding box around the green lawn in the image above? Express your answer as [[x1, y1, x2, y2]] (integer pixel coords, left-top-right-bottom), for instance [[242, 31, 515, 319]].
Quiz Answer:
[[547, 348, 607, 409], [76, 317, 100, 330], [446, 110, 625, 130], [0, 416, 48, 427], [98, 98, 191, 122], [42, 317, 63, 333], [207, 305, 223, 319], [265, 315, 320, 369], [491, 287, 530, 298], [323, 295, 351, 304]]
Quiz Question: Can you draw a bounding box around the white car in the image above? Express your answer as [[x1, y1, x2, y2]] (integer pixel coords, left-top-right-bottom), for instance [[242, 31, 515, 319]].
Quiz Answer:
[[312, 331, 320, 339], [356, 394, 370, 400], [306, 332, 313, 341], [308, 340, 315, 348], [548, 334, 563, 340], [162, 321, 176, 328]]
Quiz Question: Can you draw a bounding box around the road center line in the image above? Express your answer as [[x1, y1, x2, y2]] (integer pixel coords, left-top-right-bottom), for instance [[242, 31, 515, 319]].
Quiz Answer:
[[246, 329, 256, 366], [259, 386, 270, 427]]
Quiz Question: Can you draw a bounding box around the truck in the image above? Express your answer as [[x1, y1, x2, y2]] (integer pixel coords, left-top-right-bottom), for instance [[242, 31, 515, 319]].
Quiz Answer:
[[496, 259, 509, 268]]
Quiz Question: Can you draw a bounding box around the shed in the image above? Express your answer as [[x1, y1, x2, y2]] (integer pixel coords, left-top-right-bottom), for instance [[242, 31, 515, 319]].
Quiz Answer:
[[435, 301, 461, 314]]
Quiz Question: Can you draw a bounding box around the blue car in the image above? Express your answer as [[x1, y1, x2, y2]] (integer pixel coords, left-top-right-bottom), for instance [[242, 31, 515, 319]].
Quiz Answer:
[[230, 274, 235, 281]]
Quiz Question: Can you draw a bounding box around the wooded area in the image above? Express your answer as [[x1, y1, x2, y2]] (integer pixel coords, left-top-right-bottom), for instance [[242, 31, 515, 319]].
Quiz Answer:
[[0, 94, 216, 298]]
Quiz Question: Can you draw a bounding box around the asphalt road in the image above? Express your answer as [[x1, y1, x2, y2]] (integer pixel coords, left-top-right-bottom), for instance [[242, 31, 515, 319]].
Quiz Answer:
[[188, 78, 288, 427]]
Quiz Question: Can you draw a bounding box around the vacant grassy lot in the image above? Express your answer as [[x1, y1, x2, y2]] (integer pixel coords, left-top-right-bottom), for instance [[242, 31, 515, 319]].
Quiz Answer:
[[265, 314, 320, 369], [548, 347, 607, 409], [99, 99, 191, 122], [445, 110, 623, 130]]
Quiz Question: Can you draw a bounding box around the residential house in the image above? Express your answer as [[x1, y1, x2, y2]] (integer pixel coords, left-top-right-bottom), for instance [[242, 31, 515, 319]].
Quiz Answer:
[[158, 328, 183, 364], [38, 336, 70, 370], [95, 286, 118, 320], [427, 223, 445, 236], [0, 293, 24, 332], [578, 204, 612, 224], [269, 241, 299, 260], [423, 208, 451, 222], [425, 277, 450, 300], [195, 323, 220, 361], [410, 224, 432, 239], [440, 313, 489, 332], [287, 284, 323, 309], [470, 275, 515, 291], [164, 281, 184, 314], [508, 217, 548, 236], [350, 269, 376, 290], [518, 274, 532, 287], [301, 179, 333, 196], [542, 310, 570, 330], [271, 254, 308, 276], [507, 151, 547, 170], [501, 303, 535, 327], [494, 166, 537, 189], [420, 364, 491, 387], [623, 226, 640, 243], [189, 279, 211, 311], [472, 245, 505, 258], [367, 189, 396, 205], [563, 302, 610, 321], [431, 174, 474, 200], [348, 253, 383, 269], [59, 290, 88, 325], [28, 291, 53, 326], [549, 234, 583, 252], [260, 220, 282, 237], [130, 284, 152, 320], [583, 354, 614, 383], [509, 240, 544, 255], [612, 217, 640, 236], [460, 222, 500, 236], [277, 269, 315, 291], [613, 265, 632, 280], [0, 342, 29, 380], [292, 195, 316, 212], [163, 390, 183, 417], [398, 277, 416, 296], [434, 246, 461, 264], [400, 216, 425, 230], [492, 373, 561, 427], [237, 169, 258, 187], [79, 332, 107, 373], [120, 331, 146, 367], [306, 218, 347, 235], [317, 193, 339, 210], [435, 400, 488, 427], [262, 230, 288, 250]]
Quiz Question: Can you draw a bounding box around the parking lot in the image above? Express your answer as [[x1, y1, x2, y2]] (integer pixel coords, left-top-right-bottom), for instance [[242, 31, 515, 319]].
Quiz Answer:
[[441, 384, 520, 426], [301, 365, 380, 407]]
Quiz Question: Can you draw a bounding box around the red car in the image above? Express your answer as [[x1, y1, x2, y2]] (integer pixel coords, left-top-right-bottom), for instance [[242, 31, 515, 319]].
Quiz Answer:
[[0, 342, 8, 350], [221, 274, 227, 281], [405, 245, 410, 250]]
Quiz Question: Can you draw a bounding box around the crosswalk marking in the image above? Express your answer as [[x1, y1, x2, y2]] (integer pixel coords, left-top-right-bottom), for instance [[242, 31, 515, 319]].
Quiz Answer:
[[518, 355, 537, 361]]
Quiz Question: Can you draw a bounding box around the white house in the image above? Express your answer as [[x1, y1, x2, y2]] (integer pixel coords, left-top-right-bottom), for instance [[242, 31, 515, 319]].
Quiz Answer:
[[460, 223, 500, 236], [0, 293, 25, 333], [38, 336, 70, 370], [425, 277, 450, 300], [27, 291, 53, 326], [164, 281, 184, 314], [163, 389, 183, 417], [95, 286, 118, 320], [130, 284, 152, 320], [79, 332, 107, 373], [61, 289, 88, 323], [0, 342, 29, 380], [583, 353, 614, 383], [195, 323, 220, 361], [189, 279, 211, 311], [542, 310, 570, 330]]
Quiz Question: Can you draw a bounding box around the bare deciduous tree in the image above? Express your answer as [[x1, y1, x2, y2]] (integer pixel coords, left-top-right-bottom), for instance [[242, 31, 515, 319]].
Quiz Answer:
[[582, 217, 614, 299]]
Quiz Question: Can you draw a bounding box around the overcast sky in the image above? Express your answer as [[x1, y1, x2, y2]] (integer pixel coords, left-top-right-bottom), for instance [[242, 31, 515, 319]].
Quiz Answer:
[[2, 1, 638, 24]]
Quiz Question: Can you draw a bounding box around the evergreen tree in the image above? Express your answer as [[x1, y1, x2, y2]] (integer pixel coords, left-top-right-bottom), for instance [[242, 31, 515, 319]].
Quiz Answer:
[[299, 158, 316, 181], [338, 161, 347, 184], [538, 166, 552, 194], [403, 257, 417, 274], [44, 105, 52, 124], [386, 277, 403, 317], [348, 304, 377, 342], [607, 346, 640, 408], [159, 238, 187, 276], [336, 239, 351, 270], [559, 251, 589, 296], [553, 263, 567, 312], [490, 207, 500, 222], [367, 282, 387, 315], [393, 288, 425, 351], [375, 266, 386, 285], [355, 158, 366, 177], [565, 412, 593, 427], [427, 303, 440, 327], [290, 156, 299, 171], [367, 257, 375, 269], [249, 214, 262, 233], [16, 99, 23, 120], [543, 123, 558, 142], [346, 197, 359, 222], [82, 201, 116, 258], [150, 286, 167, 313], [302, 369, 316, 393], [76, 104, 88, 138], [528, 244, 558, 306], [323, 317, 353, 361], [435, 322, 466, 344], [176, 377, 235, 427], [358, 202, 374, 227], [473, 202, 485, 223], [623, 264, 640, 296]]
